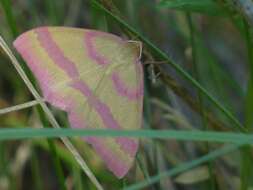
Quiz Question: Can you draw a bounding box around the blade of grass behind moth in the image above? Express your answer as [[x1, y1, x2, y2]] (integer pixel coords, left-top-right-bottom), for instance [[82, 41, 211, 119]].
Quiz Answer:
[[0, 36, 104, 190], [193, 34, 243, 105], [72, 166, 85, 190], [1, 0, 45, 88], [33, 139, 80, 169], [92, 0, 246, 132], [138, 82, 154, 181], [0, 0, 18, 38], [136, 154, 150, 181], [31, 148, 44, 190], [186, 13, 216, 190], [158, 0, 225, 16], [90, 0, 108, 31], [37, 106, 67, 190], [0, 143, 7, 183], [0, 0, 32, 101], [44, 0, 61, 25], [242, 79, 253, 190], [123, 142, 245, 190], [240, 19, 253, 190], [46, 139, 67, 190]]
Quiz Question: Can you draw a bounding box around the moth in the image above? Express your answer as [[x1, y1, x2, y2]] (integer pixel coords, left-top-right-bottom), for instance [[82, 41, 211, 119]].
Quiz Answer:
[[13, 27, 144, 178]]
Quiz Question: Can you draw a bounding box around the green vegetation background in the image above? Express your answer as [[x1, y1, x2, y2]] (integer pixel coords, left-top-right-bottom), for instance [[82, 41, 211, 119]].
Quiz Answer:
[[0, 0, 253, 190]]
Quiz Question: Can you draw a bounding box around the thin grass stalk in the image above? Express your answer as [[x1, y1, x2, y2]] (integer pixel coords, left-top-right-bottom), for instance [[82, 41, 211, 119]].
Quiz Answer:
[[0, 100, 41, 115]]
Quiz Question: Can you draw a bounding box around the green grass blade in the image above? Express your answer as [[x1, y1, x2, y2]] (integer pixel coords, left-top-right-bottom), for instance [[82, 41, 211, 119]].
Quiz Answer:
[[37, 107, 67, 190], [31, 148, 44, 190], [245, 80, 253, 129], [72, 166, 84, 190], [186, 12, 215, 189], [45, 0, 61, 25], [0, 0, 18, 37], [158, 0, 225, 16], [47, 140, 67, 190], [0, 128, 253, 144]]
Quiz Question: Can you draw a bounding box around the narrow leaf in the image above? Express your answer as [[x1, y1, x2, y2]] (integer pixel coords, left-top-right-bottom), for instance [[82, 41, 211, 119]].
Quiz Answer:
[[158, 0, 226, 16]]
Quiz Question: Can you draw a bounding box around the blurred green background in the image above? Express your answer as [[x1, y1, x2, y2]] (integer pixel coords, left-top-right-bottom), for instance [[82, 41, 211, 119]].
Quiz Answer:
[[0, 0, 253, 190]]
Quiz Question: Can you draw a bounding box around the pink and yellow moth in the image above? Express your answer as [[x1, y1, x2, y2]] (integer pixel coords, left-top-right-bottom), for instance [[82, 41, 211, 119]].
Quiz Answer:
[[13, 27, 143, 178]]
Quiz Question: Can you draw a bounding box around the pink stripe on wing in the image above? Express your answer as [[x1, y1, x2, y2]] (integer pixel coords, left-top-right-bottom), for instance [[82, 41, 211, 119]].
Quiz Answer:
[[35, 27, 79, 78], [111, 61, 143, 101], [85, 31, 111, 65]]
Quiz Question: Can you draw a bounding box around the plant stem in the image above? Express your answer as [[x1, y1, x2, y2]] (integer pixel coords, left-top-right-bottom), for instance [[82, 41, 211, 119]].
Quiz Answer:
[[186, 12, 216, 190], [240, 19, 253, 190]]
